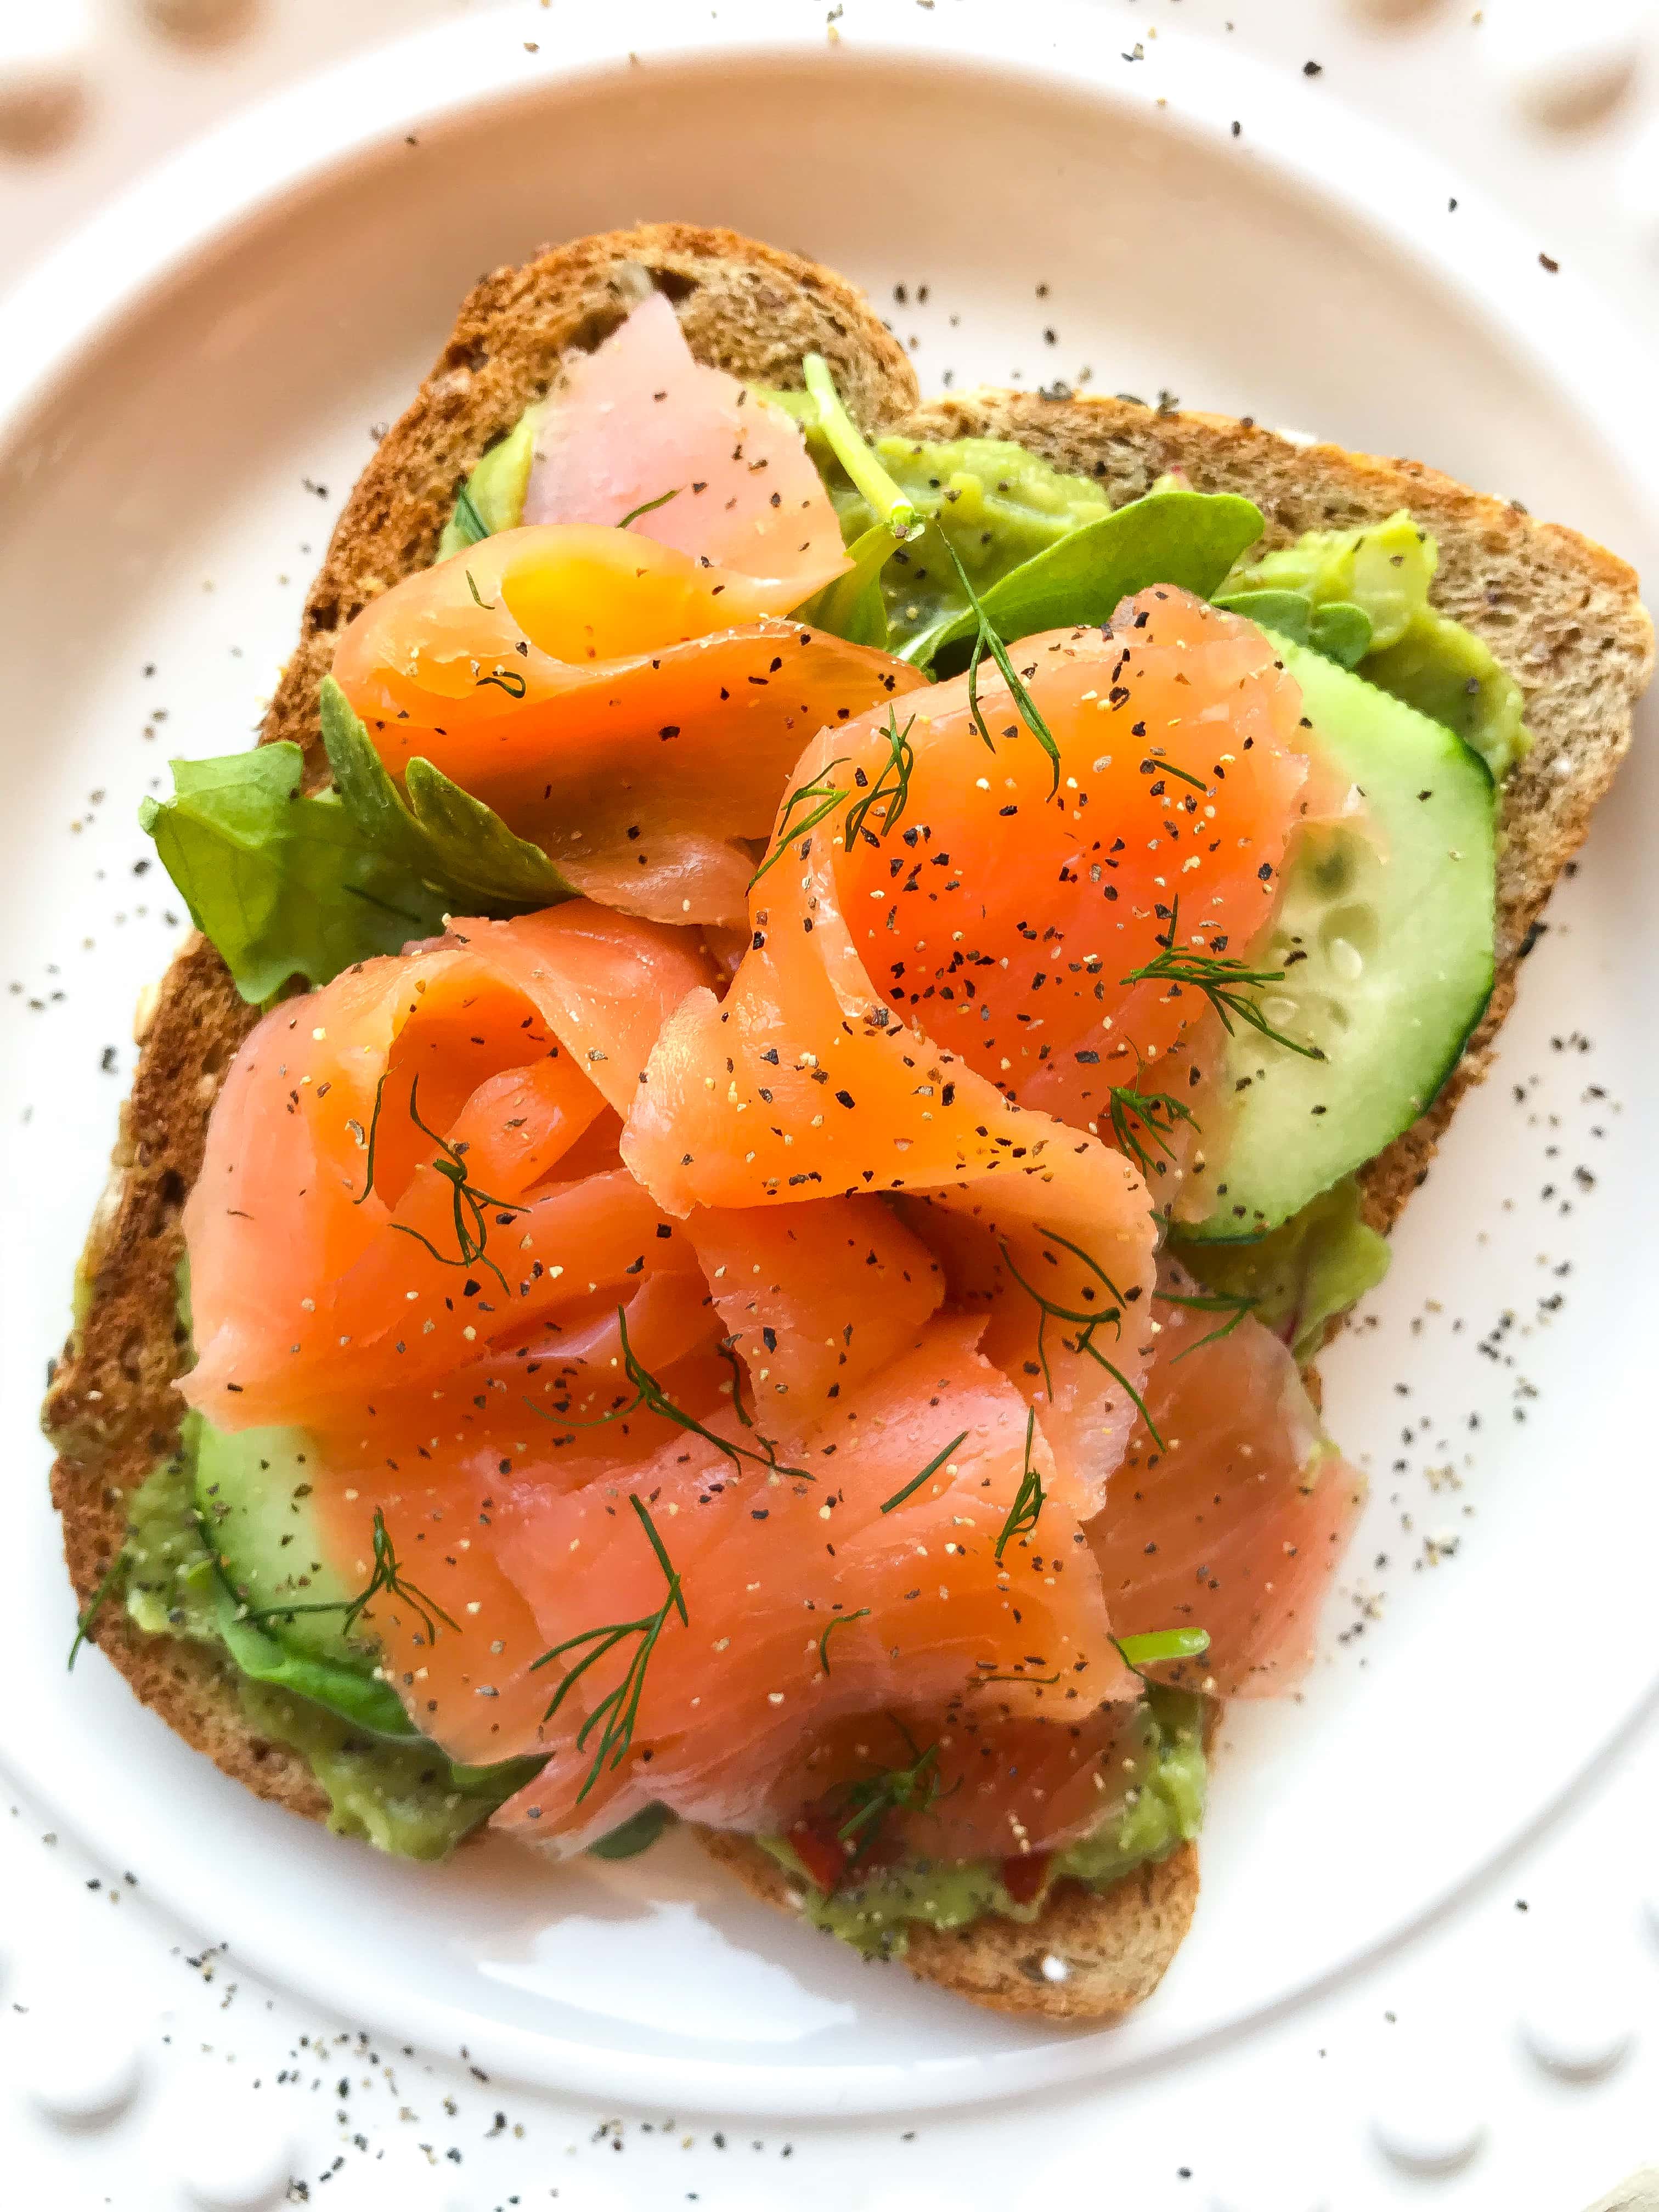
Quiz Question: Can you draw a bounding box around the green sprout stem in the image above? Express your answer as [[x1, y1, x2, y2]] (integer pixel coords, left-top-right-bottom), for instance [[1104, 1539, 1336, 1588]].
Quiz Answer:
[[801, 354, 919, 536]]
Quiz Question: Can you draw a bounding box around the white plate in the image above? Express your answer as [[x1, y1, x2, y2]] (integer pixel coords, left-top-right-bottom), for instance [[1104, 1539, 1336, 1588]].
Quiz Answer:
[[0, 0, 1654, 2121]]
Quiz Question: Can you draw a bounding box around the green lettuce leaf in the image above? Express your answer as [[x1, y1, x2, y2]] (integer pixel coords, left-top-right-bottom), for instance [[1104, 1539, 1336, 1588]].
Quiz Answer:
[[586, 1803, 675, 1860], [318, 678, 572, 912], [916, 488, 1266, 669], [212, 1587, 417, 1738], [142, 682, 573, 1003], [139, 745, 452, 1002], [795, 522, 898, 648]]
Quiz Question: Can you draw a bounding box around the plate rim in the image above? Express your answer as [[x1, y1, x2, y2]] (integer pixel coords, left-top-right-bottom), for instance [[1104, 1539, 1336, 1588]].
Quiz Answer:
[[2, 0, 1656, 2120]]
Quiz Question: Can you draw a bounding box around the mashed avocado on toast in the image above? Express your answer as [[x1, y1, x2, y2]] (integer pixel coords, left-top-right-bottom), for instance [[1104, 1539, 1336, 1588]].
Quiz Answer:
[[48, 225, 1651, 2024]]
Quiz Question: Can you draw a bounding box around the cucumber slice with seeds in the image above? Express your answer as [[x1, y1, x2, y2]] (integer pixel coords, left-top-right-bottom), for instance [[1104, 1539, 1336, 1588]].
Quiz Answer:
[[1181, 638, 1496, 1242]]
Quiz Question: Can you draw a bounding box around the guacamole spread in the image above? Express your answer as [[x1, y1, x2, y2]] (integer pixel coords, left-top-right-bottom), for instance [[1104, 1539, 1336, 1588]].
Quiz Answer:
[[1172, 1176, 1391, 1364], [121, 1416, 537, 1861], [758, 1691, 1206, 1960]]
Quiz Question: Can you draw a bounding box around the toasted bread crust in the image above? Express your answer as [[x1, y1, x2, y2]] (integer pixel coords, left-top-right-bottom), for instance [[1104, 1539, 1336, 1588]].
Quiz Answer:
[[45, 230, 1651, 2022]]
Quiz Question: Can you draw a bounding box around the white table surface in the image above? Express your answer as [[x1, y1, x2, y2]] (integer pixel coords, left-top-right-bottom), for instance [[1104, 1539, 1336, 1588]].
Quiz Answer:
[[2, 3, 1657, 2207]]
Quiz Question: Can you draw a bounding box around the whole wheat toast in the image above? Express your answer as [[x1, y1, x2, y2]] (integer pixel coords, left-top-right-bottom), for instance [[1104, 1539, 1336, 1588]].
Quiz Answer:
[[43, 223, 1653, 2025]]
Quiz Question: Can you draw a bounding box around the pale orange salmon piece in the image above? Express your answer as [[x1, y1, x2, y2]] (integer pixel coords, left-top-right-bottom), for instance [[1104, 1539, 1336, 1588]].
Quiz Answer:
[[1087, 1266, 1367, 1697], [620, 701, 1161, 1500], [491, 1317, 1138, 1852], [522, 291, 851, 606], [182, 904, 715, 1432], [330, 524, 924, 927]]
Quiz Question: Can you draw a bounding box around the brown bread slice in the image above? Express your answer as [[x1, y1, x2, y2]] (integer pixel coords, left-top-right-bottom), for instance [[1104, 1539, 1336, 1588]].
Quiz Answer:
[[43, 227, 1651, 2023]]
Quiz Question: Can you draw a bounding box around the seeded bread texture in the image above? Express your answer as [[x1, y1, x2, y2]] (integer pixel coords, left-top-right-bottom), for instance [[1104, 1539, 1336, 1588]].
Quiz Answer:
[[44, 227, 1651, 2020]]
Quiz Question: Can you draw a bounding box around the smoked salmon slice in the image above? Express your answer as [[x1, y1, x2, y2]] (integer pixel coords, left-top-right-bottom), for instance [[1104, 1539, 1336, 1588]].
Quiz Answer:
[[620, 664, 1164, 1491], [329, 533, 923, 930], [182, 904, 720, 1434], [522, 290, 853, 607], [488, 1316, 1139, 1852], [1087, 1266, 1367, 1696], [823, 588, 1345, 1156]]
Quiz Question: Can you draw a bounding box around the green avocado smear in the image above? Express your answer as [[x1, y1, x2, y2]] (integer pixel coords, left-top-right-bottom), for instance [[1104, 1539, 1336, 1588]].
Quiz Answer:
[[758, 1691, 1206, 1961], [120, 1406, 540, 1861]]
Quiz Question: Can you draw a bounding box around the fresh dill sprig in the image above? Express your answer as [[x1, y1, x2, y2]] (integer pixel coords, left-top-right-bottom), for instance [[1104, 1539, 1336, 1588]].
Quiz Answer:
[[617, 488, 682, 529], [994, 1407, 1045, 1561], [998, 1227, 1165, 1450], [452, 482, 491, 547], [67, 1550, 128, 1671], [227, 1505, 460, 1645], [386, 1074, 527, 1295], [879, 1429, 969, 1515], [817, 1607, 871, 1677], [715, 1338, 753, 1428], [751, 758, 851, 887], [531, 1494, 686, 1804], [1139, 751, 1208, 793], [1114, 1627, 1210, 1678], [1122, 897, 1324, 1062], [525, 1306, 811, 1481], [844, 708, 917, 848], [464, 568, 496, 610], [1154, 1282, 1258, 1362], [353, 1070, 389, 1206], [831, 1720, 954, 1864], [1105, 1083, 1200, 1185], [939, 538, 1062, 799], [475, 667, 528, 699]]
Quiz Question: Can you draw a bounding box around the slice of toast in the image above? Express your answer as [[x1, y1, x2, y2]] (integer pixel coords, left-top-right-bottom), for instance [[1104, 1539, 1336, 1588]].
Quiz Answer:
[[44, 225, 1653, 2024]]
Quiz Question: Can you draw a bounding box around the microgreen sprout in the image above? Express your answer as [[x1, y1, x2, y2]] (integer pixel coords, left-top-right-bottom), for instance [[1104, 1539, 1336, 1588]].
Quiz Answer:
[[751, 758, 852, 887], [228, 1506, 460, 1646], [879, 1430, 969, 1515], [800, 354, 919, 537], [999, 1226, 1165, 1449], [1113, 1627, 1211, 1678], [1154, 1282, 1258, 1361], [384, 1074, 527, 1294], [617, 488, 682, 529], [830, 1719, 956, 1866], [844, 708, 918, 848], [1105, 1083, 1201, 1186], [525, 1306, 811, 1481]]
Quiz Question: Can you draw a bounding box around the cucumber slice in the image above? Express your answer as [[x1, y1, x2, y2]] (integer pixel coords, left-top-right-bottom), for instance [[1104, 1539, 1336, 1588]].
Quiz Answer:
[[194, 1421, 366, 1666], [1181, 639, 1496, 1242]]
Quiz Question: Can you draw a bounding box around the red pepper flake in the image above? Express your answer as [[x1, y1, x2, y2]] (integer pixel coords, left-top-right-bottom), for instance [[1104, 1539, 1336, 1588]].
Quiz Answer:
[[786, 1817, 847, 1894], [1000, 1849, 1052, 1906]]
